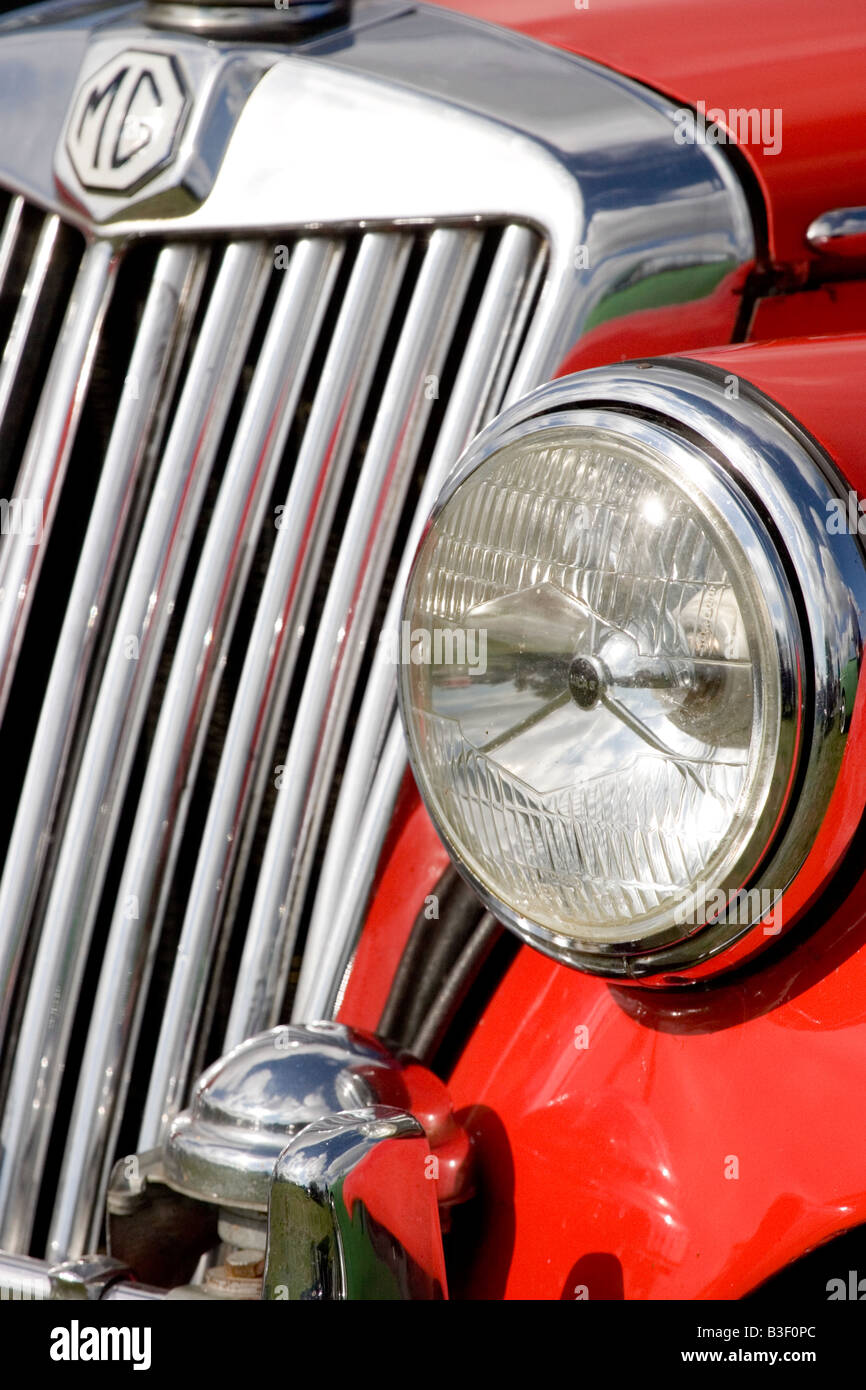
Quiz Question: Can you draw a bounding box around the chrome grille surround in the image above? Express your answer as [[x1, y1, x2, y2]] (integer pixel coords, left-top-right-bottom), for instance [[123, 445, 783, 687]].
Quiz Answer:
[[0, 0, 754, 1260]]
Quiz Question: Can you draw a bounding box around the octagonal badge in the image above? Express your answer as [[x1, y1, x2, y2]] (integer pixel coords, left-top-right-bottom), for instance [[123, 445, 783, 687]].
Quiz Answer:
[[66, 50, 189, 195]]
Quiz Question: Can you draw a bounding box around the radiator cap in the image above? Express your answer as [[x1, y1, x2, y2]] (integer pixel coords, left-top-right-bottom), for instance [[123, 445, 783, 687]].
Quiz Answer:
[[146, 0, 351, 40]]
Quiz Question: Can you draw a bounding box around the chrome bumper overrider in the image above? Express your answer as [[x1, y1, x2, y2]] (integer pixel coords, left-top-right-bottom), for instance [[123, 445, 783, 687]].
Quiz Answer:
[[0, 1107, 447, 1301], [25, 1023, 469, 1300]]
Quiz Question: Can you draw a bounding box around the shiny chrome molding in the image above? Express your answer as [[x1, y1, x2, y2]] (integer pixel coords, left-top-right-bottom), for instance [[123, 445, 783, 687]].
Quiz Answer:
[[48, 236, 343, 1260], [398, 360, 866, 982], [293, 222, 541, 1021], [225, 226, 481, 1051], [0, 243, 204, 1041], [0, 1, 753, 367], [0, 236, 116, 723], [136, 230, 413, 1156], [806, 207, 866, 259]]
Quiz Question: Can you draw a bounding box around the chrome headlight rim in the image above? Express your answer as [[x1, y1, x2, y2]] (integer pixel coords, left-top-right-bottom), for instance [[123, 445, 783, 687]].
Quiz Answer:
[[398, 358, 866, 982]]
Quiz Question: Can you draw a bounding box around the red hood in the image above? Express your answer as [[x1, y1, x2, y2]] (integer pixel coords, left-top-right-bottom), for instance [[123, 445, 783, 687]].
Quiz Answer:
[[427, 0, 866, 273]]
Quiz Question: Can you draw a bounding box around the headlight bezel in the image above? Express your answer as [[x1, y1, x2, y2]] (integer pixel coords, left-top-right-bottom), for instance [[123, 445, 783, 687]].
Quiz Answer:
[[398, 359, 866, 983]]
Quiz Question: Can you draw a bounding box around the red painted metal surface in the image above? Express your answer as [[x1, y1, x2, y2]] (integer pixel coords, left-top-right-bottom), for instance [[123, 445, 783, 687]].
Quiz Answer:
[[447, 921, 866, 1299], [339, 777, 450, 1030], [750, 281, 866, 343], [428, 0, 866, 273], [690, 334, 866, 475], [344, 1029, 475, 1212]]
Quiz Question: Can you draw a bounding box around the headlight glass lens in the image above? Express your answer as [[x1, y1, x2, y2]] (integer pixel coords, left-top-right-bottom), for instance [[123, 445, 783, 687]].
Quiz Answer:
[[400, 424, 788, 951]]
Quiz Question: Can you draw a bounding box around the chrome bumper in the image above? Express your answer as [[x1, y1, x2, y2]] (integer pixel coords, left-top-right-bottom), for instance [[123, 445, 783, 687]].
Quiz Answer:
[[0, 1253, 163, 1301], [1, 1024, 470, 1300], [2, 1102, 447, 1300]]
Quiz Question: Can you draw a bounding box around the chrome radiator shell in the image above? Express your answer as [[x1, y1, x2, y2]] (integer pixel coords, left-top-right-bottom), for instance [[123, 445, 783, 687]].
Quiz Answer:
[[0, 0, 754, 1261]]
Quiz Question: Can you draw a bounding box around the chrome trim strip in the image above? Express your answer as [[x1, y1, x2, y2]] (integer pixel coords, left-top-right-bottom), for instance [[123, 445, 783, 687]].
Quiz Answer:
[[47, 1255, 132, 1300], [0, 241, 271, 1252], [47, 237, 343, 1261], [0, 233, 115, 721], [137, 231, 411, 1150], [147, 0, 351, 39], [0, 244, 202, 1040], [0, 195, 24, 295], [224, 227, 481, 1049], [805, 207, 866, 257], [490, 237, 548, 411], [310, 714, 408, 1021], [294, 223, 538, 1020]]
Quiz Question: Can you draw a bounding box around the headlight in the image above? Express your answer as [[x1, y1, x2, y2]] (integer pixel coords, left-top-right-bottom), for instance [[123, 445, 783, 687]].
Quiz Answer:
[[398, 361, 866, 980]]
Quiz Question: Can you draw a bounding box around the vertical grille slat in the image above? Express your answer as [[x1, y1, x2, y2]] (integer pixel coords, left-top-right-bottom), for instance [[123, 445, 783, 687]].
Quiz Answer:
[[137, 230, 413, 1151], [0, 241, 271, 1253], [0, 236, 115, 721], [0, 216, 61, 429], [47, 236, 345, 1260], [293, 224, 541, 1020], [486, 235, 548, 412], [0, 193, 548, 1258], [0, 197, 24, 306], [0, 244, 204, 1041], [223, 226, 482, 1052]]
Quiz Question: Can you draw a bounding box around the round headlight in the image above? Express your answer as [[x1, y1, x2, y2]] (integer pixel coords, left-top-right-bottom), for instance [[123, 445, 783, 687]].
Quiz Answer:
[[398, 363, 866, 979]]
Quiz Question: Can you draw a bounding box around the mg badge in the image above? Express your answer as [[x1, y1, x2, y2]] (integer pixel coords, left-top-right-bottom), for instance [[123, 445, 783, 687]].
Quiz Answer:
[[66, 51, 189, 194]]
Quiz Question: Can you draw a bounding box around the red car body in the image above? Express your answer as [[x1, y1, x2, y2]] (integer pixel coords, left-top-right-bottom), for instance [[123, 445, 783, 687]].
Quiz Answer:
[[1, 0, 866, 1312], [341, 1, 866, 1299]]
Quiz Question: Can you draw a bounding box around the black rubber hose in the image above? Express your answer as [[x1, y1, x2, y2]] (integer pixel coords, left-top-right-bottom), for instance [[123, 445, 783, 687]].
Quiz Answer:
[[411, 911, 502, 1064], [378, 865, 485, 1048]]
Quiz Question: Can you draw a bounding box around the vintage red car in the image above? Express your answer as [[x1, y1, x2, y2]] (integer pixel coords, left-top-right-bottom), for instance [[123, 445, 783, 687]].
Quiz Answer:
[[0, 0, 865, 1314]]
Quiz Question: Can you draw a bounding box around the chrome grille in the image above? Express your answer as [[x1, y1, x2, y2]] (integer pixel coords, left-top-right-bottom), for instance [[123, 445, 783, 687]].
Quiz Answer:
[[0, 194, 545, 1259]]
